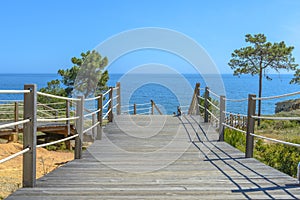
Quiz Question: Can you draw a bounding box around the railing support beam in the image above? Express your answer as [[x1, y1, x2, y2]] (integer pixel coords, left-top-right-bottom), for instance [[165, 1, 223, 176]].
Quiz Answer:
[[219, 95, 225, 141], [96, 94, 103, 140], [246, 94, 256, 158], [116, 82, 121, 115], [188, 82, 200, 115], [65, 100, 71, 150], [134, 103, 137, 115], [108, 87, 113, 122], [23, 84, 37, 187], [75, 96, 84, 159], [204, 87, 209, 123]]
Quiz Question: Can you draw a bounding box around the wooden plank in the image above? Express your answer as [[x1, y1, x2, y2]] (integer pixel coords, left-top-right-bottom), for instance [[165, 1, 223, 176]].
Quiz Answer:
[[6, 115, 300, 199]]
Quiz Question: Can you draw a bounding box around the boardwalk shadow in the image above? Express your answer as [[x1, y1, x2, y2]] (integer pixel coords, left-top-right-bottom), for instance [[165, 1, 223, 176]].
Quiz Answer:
[[180, 115, 299, 200]]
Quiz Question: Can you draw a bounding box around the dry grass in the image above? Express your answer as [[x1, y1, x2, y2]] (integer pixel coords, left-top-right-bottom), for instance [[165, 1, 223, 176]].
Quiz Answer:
[[0, 143, 73, 199]]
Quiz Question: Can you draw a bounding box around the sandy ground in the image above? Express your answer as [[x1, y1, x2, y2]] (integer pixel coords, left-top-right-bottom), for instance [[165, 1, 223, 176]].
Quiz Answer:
[[0, 143, 74, 199]]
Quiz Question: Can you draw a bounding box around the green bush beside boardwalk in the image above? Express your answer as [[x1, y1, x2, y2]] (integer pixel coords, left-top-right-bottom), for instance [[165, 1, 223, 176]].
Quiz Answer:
[[224, 127, 300, 177]]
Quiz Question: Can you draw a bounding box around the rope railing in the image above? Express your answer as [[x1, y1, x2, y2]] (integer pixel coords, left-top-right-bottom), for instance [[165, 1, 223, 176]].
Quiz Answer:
[[0, 147, 30, 164], [252, 90, 300, 101], [112, 103, 119, 110], [113, 95, 119, 101], [0, 83, 122, 187], [37, 110, 54, 118], [207, 89, 221, 99], [223, 111, 248, 117], [207, 99, 220, 111], [102, 99, 111, 109], [0, 119, 30, 129], [197, 95, 205, 100], [103, 108, 111, 119], [0, 99, 23, 102], [250, 133, 300, 148], [37, 102, 65, 106], [198, 103, 205, 110], [222, 123, 246, 134], [137, 111, 151, 115], [189, 82, 300, 160], [102, 88, 111, 97], [135, 102, 152, 106], [0, 90, 30, 94], [121, 104, 131, 108], [37, 116, 80, 122], [135, 107, 151, 111], [83, 122, 100, 134], [84, 95, 101, 101], [0, 103, 15, 107], [251, 115, 300, 121], [37, 91, 80, 101], [207, 109, 219, 121], [83, 108, 101, 118], [0, 118, 15, 121], [36, 134, 79, 148], [224, 97, 248, 102]]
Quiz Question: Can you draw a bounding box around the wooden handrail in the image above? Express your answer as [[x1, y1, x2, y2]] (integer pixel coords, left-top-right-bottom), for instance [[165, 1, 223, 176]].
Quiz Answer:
[[188, 83, 200, 115], [150, 100, 162, 115]]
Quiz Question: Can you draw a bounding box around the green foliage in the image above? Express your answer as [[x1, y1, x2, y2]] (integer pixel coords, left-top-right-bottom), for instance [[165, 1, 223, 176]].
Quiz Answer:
[[45, 141, 67, 151], [37, 50, 109, 110], [198, 93, 219, 115], [224, 127, 300, 177], [229, 34, 298, 76], [255, 139, 300, 177], [37, 79, 67, 108], [228, 33, 299, 122], [290, 68, 300, 84], [70, 50, 109, 97], [56, 50, 109, 97], [258, 119, 299, 130], [224, 128, 246, 152]]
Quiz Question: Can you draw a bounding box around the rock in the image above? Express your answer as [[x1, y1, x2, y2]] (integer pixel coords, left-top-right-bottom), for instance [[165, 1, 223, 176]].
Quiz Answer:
[[275, 99, 300, 113]]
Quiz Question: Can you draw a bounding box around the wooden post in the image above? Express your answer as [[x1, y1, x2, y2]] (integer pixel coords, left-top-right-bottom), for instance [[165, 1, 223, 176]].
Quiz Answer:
[[23, 84, 37, 187], [96, 94, 103, 140], [66, 100, 70, 135], [204, 87, 209, 123], [151, 100, 154, 115], [219, 95, 225, 141], [10, 102, 19, 142], [108, 87, 113, 122], [196, 83, 200, 115], [134, 103, 137, 115], [92, 113, 96, 138], [116, 82, 121, 115], [242, 116, 246, 130], [230, 114, 233, 127], [246, 94, 256, 158], [65, 100, 71, 149], [75, 96, 84, 159], [188, 82, 200, 115]]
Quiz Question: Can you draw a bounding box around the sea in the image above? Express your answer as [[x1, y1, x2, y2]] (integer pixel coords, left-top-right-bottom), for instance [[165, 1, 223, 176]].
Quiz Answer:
[[0, 73, 299, 115]]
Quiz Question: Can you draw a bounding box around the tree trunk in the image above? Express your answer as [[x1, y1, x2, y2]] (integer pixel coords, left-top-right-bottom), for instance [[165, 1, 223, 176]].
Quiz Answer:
[[257, 67, 263, 126]]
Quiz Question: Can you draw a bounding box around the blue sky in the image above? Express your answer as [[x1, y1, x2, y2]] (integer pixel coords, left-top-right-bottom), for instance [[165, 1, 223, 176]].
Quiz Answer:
[[0, 0, 300, 74]]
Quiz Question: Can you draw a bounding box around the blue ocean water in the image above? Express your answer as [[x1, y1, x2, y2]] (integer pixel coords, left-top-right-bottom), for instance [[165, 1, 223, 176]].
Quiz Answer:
[[0, 73, 299, 115]]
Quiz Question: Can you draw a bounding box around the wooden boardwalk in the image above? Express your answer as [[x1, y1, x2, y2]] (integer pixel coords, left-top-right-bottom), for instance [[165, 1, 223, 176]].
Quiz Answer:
[[7, 115, 300, 199]]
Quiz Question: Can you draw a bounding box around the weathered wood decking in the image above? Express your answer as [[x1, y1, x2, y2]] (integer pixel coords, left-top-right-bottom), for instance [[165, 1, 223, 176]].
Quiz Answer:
[[7, 115, 300, 199]]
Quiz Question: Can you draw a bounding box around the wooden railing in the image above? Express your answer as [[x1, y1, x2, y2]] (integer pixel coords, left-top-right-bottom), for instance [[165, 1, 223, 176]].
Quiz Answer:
[[0, 82, 121, 187], [188, 82, 300, 158], [121, 99, 163, 115]]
